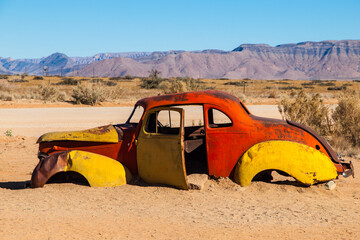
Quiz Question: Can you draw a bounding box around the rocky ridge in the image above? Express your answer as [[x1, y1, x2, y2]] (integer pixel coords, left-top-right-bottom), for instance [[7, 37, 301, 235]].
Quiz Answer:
[[1, 40, 360, 80]]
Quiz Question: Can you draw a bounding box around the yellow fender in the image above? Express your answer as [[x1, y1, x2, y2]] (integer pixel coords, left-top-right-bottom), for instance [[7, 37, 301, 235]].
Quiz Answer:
[[234, 141, 337, 187], [65, 151, 132, 187]]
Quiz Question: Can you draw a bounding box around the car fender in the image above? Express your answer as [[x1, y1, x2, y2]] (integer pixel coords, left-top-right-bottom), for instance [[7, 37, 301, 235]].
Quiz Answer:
[[31, 150, 132, 188], [233, 140, 337, 187], [36, 125, 121, 143]]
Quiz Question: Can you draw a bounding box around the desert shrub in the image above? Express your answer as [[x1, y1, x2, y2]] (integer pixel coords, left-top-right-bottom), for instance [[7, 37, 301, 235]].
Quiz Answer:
[[105, 81, 117, 86], [90, 78, 104, 83], [105, 85, 125, 100], [140, 69, 163, 89], [8, 79, 28, 83], [38, 85, 59, 102], [109, 77, 123, 81], [303, 86, 315, 89], [224, 81, 245, 86], [0, 74, 9, 79], [57, 77, 79, 85], [329, 135, 360, 158], [352, 80, 360, 83], [124, 74, 133, 80], [0, 81, 11, 91], [332, 93, 360, 146], [33, 76, 44, 80], [182, 77, 208, 91], [108, 76, 134, 81], [311, 80, 321, 84], [268, 91, 278, 98], [276, 81, 290, 85], [318, 82, 335, 86], [219, 77, 229, 80], [72, 85, 105, 105], [301, 82, 315, 86], [4, 129, 13, 137], [243, 78, 251, 80], [160, 77, 211, 94], [278, 91, 331, 135], [327, 86, 346, 91], [0, 93, 14, 101], [278, 86, 302, 90], [264, 86, 272, 89], [160, 80, 187, 94]]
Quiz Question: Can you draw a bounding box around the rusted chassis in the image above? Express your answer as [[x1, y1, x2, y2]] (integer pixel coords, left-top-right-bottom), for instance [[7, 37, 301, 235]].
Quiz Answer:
[[31, 90, 354, 188]]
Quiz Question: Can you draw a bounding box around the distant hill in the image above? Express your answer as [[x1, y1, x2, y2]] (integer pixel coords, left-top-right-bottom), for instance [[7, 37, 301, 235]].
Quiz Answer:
[[1, 40, 360, 80]]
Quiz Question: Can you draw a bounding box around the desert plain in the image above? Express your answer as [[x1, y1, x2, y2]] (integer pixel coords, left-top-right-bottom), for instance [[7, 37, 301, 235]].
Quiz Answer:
[[0, 101, 359, 240]]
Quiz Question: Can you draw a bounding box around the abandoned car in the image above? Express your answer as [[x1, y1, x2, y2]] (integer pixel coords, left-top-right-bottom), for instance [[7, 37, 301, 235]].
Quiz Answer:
[[31, 90, 354, 189]]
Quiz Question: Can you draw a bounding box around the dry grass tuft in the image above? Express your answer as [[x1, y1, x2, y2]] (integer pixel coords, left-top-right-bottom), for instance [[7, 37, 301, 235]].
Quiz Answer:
[[72, 83, 105, 105], [332, 93, 360, 146], [278, 91, 331, 135], [278, 91, 360, 156], [160, 77, 210, 94]]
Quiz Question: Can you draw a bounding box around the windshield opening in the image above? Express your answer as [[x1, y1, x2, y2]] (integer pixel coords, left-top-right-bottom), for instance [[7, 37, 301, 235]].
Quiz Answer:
[[126, 105, 144, 124]]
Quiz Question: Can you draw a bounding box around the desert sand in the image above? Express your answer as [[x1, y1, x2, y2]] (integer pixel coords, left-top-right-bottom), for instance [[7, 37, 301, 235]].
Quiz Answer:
[[0, 105, 359, 240]]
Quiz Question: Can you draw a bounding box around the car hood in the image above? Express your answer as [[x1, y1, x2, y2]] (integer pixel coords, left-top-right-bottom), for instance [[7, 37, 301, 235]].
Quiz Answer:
[[36, 125, 122, 143]]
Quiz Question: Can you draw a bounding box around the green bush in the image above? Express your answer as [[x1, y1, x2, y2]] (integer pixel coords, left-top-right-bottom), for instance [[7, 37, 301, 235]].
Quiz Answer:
[[4, 129, 13, 137]]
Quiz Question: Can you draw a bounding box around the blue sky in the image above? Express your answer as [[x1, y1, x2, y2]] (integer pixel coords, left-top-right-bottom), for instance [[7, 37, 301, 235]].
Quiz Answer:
[[0, 0, 359, 59]]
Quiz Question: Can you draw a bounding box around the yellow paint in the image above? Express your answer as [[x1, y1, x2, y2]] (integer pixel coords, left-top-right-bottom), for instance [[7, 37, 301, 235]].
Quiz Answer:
[[63, 150, 132, 187], [137, 107, 188, 190], [234, 141, 338, 187], [37, 125, 119, 143]]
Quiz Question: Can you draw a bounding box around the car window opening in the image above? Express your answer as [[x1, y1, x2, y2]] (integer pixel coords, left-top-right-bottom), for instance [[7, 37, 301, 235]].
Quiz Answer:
[[145, 105, 208, 175], [127, 105, 144, 125], [208, 108, 233, 128]]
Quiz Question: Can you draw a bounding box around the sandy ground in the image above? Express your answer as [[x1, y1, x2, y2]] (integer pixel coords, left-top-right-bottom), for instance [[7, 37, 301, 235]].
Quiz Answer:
[[0, 106, 359, 240]]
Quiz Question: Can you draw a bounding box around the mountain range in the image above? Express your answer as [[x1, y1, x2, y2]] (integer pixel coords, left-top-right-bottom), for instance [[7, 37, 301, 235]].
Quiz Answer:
[[1, 40, 360, 80]]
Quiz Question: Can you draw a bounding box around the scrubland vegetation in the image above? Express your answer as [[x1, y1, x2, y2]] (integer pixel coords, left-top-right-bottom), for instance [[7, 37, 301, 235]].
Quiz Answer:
[[1, 73, 359, 105], [1, 72, 360, 156], [279, 91, 360, 157]]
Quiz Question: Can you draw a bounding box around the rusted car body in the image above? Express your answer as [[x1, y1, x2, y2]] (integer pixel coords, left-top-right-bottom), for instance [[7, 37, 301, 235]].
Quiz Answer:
[[31, 90, 354, 189]]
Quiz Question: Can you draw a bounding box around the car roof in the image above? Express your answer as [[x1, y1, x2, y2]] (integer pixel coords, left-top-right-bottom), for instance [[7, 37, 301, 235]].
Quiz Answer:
[[136, 90, 250, 114]]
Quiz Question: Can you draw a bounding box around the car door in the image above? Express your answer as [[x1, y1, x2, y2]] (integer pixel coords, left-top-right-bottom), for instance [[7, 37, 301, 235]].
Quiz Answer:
[[137, 107, 188, 189]]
